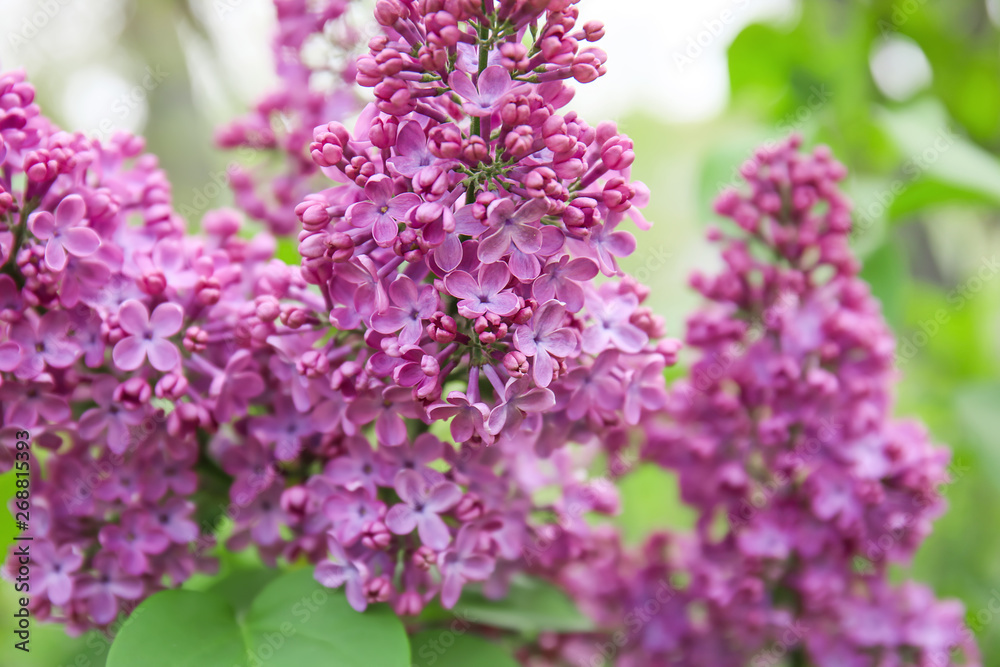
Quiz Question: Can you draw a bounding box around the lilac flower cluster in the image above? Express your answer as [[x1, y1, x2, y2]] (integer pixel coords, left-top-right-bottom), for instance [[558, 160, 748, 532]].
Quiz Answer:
[[290, 0, 683, 613], [0, 0, 976, 662], [537, 138, 978, 666]]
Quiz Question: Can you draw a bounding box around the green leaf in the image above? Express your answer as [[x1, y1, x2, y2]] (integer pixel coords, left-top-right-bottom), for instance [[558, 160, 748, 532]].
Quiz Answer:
[[108, 569, 410, 667], [206, 568, 281, 614], [409, 631, 517, 667], [453, 576, 593, 635]]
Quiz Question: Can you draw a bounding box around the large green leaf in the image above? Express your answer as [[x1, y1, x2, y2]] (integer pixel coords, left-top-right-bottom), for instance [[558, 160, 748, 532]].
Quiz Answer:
[[108, 569, 410, 667], [409, 631, 517, 667], [453, 576, 594, 635]]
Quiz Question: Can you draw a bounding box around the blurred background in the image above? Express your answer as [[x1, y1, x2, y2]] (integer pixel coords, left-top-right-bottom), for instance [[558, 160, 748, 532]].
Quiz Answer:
[[1, 0, 999, 663]]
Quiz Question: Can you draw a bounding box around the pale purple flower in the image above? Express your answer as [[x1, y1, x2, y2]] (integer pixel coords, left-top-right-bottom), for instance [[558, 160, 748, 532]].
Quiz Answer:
[[533, 257, 599, 313], [323, 487, 385, 546], [448, 66, 514, 117], [76, 553, 144, 625], [428, 392, 492, 444], [348, 174, 421, 247], [385, 470, 462, 550], [78, 377, 146, 454], [112, 300, 184, 372], [28, 194, 100, 271], [7, 310, 80, 379], [208, 350, 265, 422], [324, 435, 384, 494], [386, 121, 435, 177], [513, 300, 579, 387], [486, 377, 556, 438], [477, 198, 547, 264], [371, 275, 437, 345], [582, 291, 648, 354], [444, 262, 519, 318], [98, 510, 171, 576], [0, 375, 70, 428], [33, 542, 84, 606], [439, 526, 495, 609], [314, 534, 370, 612]]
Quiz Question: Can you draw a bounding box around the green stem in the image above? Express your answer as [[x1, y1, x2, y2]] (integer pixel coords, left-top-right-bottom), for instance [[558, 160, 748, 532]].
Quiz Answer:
[[466, 21, 492, 204], [0, 202, 35, 287]]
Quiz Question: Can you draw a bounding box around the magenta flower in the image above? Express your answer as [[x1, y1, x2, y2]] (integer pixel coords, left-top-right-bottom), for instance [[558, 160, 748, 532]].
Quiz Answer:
[[486, 377, 556, 438], [98, 510, 171, 576], [28, 194, 100, 271], [386, 121, 435, 177], [152, 498, 200, 544], [571, 213, 637, 276], [7, 310, 80, 379], [371, 275, 438, 345], [448, 66, 514, 117], [33, 542, 84, 606], [439, 526, 495, 609], [444, 262, 519, 318], [513, 300, 579, 387], [324, 435, 384, 494], [533, 257, 600, 313], [427, 391, 492, 444], [477, 198, 547, 264], [0, 375, 70, 428], [582, 291, 648, 354], [323, 487, 385, 547], [385, 470, 462, 550], [348, 174, 421, 247], [76, 553, 144, 625], [78, 377, 146, 454], [112, 300, 184, 372], [208, 350, 266, 422], [315, 534, 370, 612]]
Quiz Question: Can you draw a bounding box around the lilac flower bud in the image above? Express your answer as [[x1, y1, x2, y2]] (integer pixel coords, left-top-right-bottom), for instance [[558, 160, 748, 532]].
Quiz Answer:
[[601, 135, 635, 171], [582, 20, 605, 41], [461, 135, 488, 164], [254, 296, 281, 322], [374, 0, 406, 26], [114, 377, 152, 409], [295, 195, 332, 231], [428, 123, 463, 159], [280, 486, 313, 523], [361, 520, 392, 550], [140, 271, 167, 296], [427, 312, 458, 343], [412, 546, 437, 570], [184, 326, 209, 352], [454, 493, 484, 521], [602, 177, 635, 212], [196, 276, 222, 305], [394, 591, 424, 617], [505, 125, 534, 157], [281, 307, 310, 329], [369, 115, 399, 149], [310, 122, 350, 167], [297, 349, 330, 378], [503, 350, 529, 377], [155, 373, 189, 401], [202, 208, 241, 237], [499, 42, 529, 71]]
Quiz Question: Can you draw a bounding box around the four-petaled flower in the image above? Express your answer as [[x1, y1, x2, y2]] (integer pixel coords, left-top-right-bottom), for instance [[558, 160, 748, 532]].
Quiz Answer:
[[371, 275, 438, 345], [444, 262, 519, 318], [348, 174, 421, 247], [385, 470, 462, 550], [28, 194, 101, 271], [513, 300, 580, 387], [112, 300, 184, 372]]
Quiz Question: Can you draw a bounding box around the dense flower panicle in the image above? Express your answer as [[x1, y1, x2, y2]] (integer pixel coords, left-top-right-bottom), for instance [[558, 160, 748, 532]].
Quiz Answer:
[[542, 138, 977, 666], [0, 0, 975, 663]]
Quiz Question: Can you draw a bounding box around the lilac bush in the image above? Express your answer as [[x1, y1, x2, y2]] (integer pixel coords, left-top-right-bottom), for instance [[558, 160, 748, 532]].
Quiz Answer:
[[0, 0, 977, 665]]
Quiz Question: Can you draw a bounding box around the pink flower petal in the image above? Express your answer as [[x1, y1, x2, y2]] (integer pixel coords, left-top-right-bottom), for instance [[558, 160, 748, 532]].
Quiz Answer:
[[112, 336, 146, 371], [118, 300, 150, 335]]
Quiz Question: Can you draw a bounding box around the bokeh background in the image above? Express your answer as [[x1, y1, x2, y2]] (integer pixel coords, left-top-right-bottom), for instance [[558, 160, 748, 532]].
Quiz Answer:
[[1, 0, 999, 664]]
